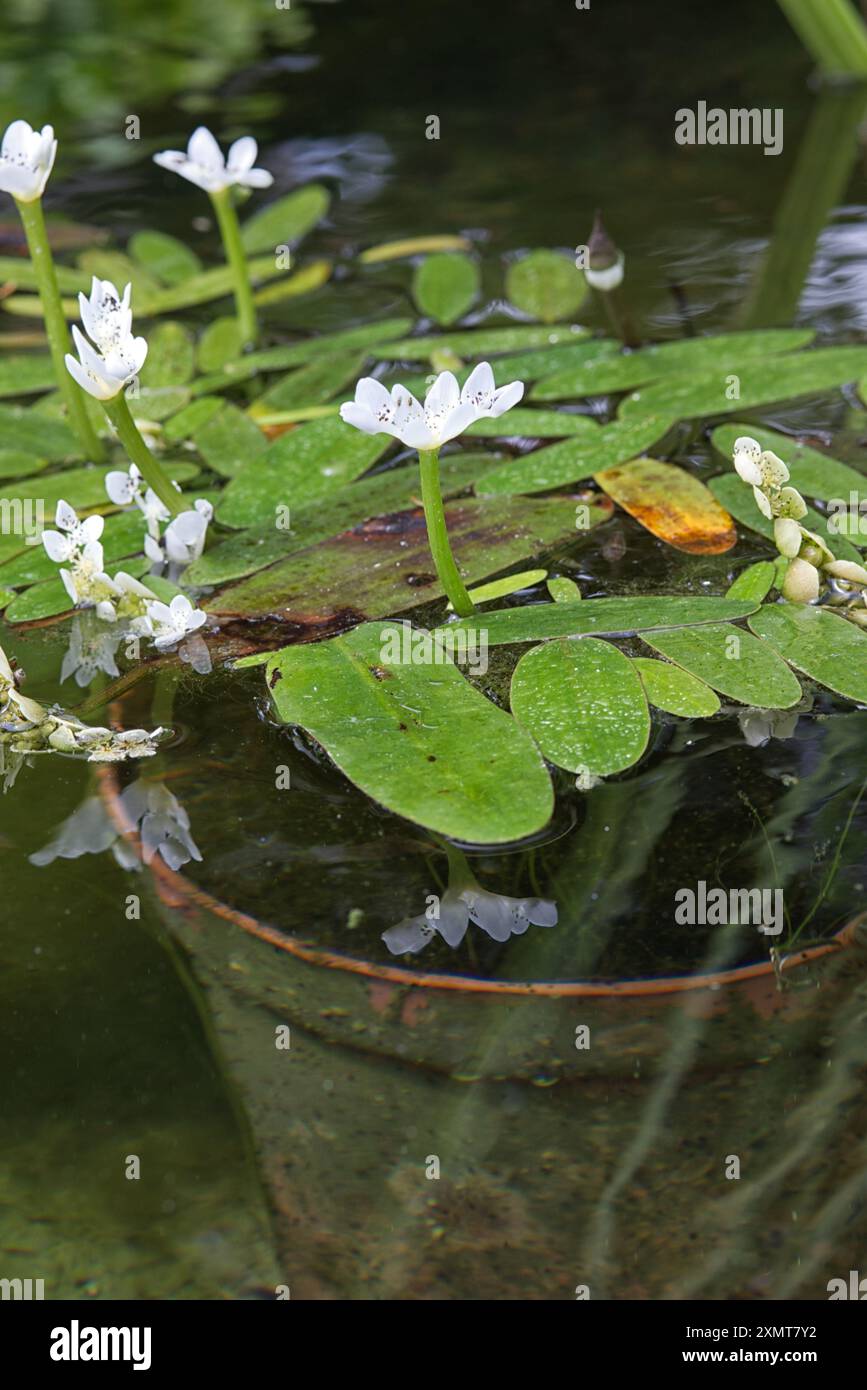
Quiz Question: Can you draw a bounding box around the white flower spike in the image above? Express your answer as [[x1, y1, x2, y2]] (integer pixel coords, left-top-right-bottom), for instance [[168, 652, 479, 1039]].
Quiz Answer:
[[65, 321, 147, 402], [41, 500, 104, 564], [153, 127, 273, 194], [0, 120, 57, 202], [340, 363, 524, 451], [78, 278, 133, 356]]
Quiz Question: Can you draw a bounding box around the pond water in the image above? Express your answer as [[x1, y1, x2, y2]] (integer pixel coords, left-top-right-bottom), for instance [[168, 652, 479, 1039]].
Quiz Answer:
[[2, 0, 867, 1300]]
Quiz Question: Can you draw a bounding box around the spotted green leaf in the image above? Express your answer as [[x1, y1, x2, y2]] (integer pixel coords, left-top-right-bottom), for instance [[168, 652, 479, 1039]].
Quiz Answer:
[[748, 603, 867, 704], [631, 657, 721, 717], [642, 624, 802, 708]]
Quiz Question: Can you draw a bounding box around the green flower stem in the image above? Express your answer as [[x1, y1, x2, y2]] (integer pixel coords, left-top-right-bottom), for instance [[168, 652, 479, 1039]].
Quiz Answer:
[[103, 394, 183, 517], [15, 196, 105, 461], [418, 449, 475, 618], [209, 187, 257, 348]]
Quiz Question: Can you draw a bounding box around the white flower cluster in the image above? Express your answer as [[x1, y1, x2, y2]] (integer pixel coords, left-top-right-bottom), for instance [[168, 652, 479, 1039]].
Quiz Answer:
[[105, 463, 213, 573], [733, 435, 867, 619], [1, 643, 167, 777], [65, 277, 148, 402], [41, 497, 208, 651]]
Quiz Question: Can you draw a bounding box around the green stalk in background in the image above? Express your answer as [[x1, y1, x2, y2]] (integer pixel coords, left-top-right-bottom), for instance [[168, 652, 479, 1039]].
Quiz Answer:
[[418, 449, 475, 619], [209, 187, 258, 348], [102, 394, 183, 517], [15, 196, 105, 460], [777, 0, 867, 77]]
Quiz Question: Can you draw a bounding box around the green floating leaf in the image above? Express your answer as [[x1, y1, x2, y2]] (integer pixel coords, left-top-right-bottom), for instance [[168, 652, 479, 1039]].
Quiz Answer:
[[412, 253, 480, 325], [0, 354, 57, 398], [511, 637, 649, 775], [547, 576, 581, 601], [726, 561, 777, 603], [710, 423, 867, 505], [620, 347, 867, 424], [0, 587, 13, 610], [191, 317, 413, 397], [241, 185, 330, 256], [377, 325, 588, 361], [0, 404, 79, 461], [748, 603, 867, 704], [595, 458, 736, 554], [0, 509, 146, 588], [0, 256, 87, 295], [209, 496, 602, 625], [128, 230, 202, 286], [265, 621, 554, 844], [643, 623, 802, 708], [254, 350, 366, 412], [0, 448, 49, 479], [631, 656, 721, 717], [187, 454, 498, 585], [483, 338, 619, 383], [438, 596, 758, 647], [465, 409, 598, 440], [476, 413, 674, 495], [146, 254, 281, 315], [196, 317, 243, 373], [458, 568, 547, 607], [162, 395, 224, 443], [506, 250, 587, 324], [360, 235, 472, 263], [708, 473, 862, 563], [216, 415, 393, 527], [192, 404, 268, 479], [253, 259, 332, 306], [141, 321, 195, 387], [533, 330, 814, 400]]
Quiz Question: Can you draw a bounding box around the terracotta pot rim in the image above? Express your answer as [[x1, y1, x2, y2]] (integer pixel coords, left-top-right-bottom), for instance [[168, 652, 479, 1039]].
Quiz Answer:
[[96, 764, 861, 1000]]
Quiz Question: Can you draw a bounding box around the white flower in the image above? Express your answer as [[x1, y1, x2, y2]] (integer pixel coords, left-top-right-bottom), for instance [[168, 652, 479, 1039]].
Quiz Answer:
[[79, 277, 133, 356], [145, 593, 207, 648], [137, 488, 170, 538], [340, 362, 524, 451], [164, 500, 212, 567], [153, 127, 273, 194], [382, 882, 557, 956], [105, 463, 143, 507], [0, 119, 57, 202], [59, 539, 118, 608], [733, 435, 763, 486], [41, 499, 104, 564], [65, 322, 147, 402]]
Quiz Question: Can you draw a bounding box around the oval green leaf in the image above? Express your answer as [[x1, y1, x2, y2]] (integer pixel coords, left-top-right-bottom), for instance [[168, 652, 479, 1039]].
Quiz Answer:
[[437, 596, 758, 647], [642, 623, 802, 708], [748, 602, 867, 704], [412, 253, 480, 325], [505, 250, 586, 324], [631, 657, 721, 717]]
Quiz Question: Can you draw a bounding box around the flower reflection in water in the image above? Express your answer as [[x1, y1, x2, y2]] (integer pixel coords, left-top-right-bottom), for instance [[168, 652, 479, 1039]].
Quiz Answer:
[[31, 779, 202, 873]]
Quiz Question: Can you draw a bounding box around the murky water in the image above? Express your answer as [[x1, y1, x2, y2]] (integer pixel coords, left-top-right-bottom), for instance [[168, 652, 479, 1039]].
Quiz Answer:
[[2, 0, 867, 1299]]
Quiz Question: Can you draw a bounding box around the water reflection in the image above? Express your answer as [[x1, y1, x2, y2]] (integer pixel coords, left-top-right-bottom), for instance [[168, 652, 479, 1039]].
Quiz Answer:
[[31, 778, 202, 872]]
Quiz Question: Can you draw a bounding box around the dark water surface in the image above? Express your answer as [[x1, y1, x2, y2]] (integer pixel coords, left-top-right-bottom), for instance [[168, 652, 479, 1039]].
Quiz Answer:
[[2, 0, 867, 1299]]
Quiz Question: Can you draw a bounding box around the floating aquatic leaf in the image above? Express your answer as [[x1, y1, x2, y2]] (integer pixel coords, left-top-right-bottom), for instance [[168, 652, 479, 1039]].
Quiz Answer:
[[595, 458, 736, 554], [748, 603, 867, 704], [146, 254, 283, 315], [465, 409, 598, 439], [726, 561, 777, 603], [240, 185, 330, 256], [438, 596, 757, 647], [192, 403, 268, 479], [0, 405, 79, 461], [195, 317, 243, 373], [412, 253, 480, 325], [547, 576, 581, 601], [532, 330, 814, 400], [186, 454, 499, 585], [708, 473, 862, 562], [475, 413, 674, 494], [631, 656, 721, 717], [710, 423, 867, 504], [253, 259, 332, 305], [359, 235, 473, 263], [619, 347, 867, 423], [254, 350, 367, 412], [0, 256, 88, 295], [642, 623, 802, 708], [128, 230, 202, 286], [215, 415, 394, 527], [190, 318, 414, 397], [209, 496, 606, 626], [0, 448, 48, 479], [457, 569, 547, 607], [162, 395, 224, 443], [505, 250, 587, 324], [377, 325, 587, 360], [511, 637, 649, 774], [0, 354, 57, 398], [265, 621, 554, 842]]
